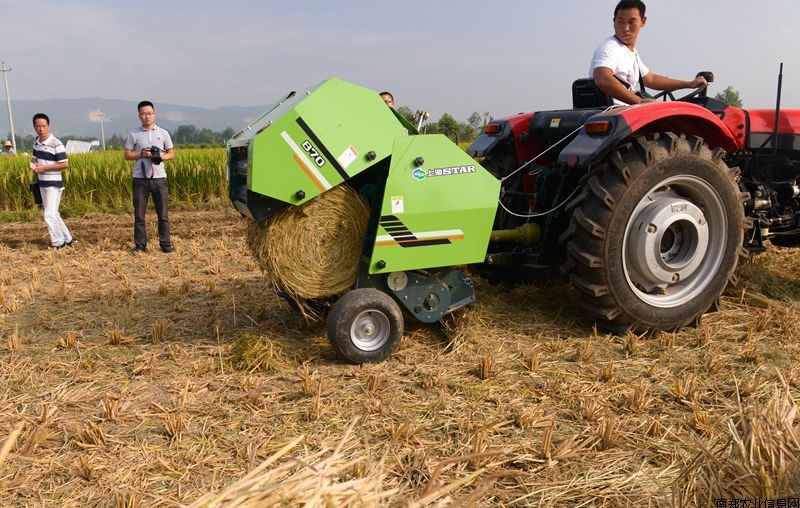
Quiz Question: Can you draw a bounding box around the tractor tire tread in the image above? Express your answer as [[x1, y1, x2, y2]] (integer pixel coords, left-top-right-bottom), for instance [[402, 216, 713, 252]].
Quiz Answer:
[[562, 132, 745, 333]]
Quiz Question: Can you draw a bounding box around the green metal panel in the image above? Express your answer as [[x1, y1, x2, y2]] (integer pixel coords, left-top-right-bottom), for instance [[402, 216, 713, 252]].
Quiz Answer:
[[249, 78, 409, 205], [368, 134, 501, 274]]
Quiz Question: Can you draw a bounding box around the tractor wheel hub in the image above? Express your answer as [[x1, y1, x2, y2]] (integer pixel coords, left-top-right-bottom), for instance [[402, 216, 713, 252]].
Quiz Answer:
[[628, 193, 709, 291]]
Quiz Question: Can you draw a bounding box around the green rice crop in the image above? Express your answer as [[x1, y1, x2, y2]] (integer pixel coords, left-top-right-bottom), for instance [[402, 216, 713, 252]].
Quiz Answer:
[[0, 148, 227, 218]]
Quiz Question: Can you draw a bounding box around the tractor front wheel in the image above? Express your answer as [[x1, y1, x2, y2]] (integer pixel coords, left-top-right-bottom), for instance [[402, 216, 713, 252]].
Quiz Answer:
[[326, 288, 404, 363], [562, 133, 746, 332]]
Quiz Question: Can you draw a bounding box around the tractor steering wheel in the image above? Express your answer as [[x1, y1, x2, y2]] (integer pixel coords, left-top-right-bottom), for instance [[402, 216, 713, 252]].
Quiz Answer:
[[650, 83, 708, 102]]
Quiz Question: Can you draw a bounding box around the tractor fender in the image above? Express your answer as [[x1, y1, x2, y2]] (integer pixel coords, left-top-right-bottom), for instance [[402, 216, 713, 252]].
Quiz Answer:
[[558, 102, 740, 168]]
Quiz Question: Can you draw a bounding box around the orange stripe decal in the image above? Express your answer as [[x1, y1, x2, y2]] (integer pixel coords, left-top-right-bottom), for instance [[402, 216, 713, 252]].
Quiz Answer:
[[292, 154, 326, 193]]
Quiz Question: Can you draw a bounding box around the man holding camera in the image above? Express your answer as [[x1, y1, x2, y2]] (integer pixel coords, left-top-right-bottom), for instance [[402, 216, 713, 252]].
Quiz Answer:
[[124, 100, 175, 253]]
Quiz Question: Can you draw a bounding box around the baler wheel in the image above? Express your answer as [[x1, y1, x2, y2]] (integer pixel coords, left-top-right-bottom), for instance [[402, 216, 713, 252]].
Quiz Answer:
[[326, 289, 404, 364]]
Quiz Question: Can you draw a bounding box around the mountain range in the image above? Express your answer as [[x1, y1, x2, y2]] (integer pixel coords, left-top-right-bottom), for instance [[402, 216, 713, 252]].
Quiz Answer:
[[3, 98, 269, 140]]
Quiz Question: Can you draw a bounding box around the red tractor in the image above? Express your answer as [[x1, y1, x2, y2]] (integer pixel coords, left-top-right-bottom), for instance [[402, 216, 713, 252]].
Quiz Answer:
[[468, 67, 800, 333]]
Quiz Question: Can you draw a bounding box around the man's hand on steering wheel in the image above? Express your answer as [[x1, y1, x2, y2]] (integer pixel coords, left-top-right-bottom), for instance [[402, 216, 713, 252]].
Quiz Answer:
[[650, 76, 709, 102]]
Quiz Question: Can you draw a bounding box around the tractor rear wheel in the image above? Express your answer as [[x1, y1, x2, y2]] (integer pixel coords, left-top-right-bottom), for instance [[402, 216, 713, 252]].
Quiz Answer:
[[561, 133, 746, 332], [326, 288, 404, 363]]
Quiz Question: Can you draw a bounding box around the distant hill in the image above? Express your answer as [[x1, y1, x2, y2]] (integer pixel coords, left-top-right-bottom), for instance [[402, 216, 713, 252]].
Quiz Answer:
[[5, 98, 269, 139]]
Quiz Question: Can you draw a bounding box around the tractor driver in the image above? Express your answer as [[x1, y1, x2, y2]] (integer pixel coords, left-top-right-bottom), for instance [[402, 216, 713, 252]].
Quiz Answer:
[[590, 0, 707, 105]]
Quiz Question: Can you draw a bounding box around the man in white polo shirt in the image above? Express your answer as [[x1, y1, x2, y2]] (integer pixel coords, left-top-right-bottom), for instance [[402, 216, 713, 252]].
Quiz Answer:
[[123, 100, 175, 254], [31, 113, 75, 249], [590, 0, 707, 105]]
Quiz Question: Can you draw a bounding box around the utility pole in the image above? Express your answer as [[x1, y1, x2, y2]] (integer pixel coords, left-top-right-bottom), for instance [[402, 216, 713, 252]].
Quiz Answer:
[[97, 109, 106, 150], [1, 62, 16, 154]]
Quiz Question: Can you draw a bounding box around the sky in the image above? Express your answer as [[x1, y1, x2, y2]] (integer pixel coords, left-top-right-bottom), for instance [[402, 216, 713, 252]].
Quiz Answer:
[[1, 0, 799, 127]]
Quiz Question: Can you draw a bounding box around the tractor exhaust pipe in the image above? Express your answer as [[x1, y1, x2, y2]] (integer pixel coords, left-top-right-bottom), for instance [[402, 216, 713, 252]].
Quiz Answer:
[[772, 62, 784, 159]]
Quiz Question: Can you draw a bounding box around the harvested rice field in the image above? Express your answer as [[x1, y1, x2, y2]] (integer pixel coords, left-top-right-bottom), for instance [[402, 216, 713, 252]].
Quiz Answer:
[[1, 207, 799, 506]]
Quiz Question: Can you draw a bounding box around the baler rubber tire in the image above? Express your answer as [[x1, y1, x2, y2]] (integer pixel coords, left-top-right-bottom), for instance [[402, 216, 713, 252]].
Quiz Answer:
[[327, 288, 404, 364]]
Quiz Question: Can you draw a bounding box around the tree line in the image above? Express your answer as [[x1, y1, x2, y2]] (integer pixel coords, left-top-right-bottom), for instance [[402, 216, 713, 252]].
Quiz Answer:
[[4, 125, 241, 151], [4, 86, 744, 151], [396, 107, 490, 145], [104, 125, 239, 148], [5, 109, 491, 151]]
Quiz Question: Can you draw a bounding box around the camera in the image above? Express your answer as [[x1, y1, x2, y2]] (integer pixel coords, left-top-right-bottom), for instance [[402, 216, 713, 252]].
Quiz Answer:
[[149, 146, 163, 165]]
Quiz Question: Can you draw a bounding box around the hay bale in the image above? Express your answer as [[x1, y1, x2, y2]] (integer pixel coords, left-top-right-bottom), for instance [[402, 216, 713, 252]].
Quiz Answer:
[[247, 184, 370, 302]]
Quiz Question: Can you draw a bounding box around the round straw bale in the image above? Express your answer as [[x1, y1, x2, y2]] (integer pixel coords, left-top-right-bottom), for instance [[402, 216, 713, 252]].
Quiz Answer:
[[247, 184, 370, 301]]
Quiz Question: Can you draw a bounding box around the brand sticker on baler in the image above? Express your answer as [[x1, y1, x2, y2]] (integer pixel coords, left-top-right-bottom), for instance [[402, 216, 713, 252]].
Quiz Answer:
[[550, 118, 561, 128], [301, 140, 326, 167], [428, 165, 476, 178], [411, 165, 475, 181]]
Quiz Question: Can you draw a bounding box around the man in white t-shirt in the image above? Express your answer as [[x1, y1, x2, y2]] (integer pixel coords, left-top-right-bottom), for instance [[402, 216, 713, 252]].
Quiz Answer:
[[590, 0, 707, 105]]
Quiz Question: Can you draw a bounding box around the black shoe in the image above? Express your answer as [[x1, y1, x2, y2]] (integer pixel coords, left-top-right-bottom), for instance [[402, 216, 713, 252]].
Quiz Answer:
[[63, 238, 76, 248], [130, 244, 148, 254], [160, 245, 175, 253]]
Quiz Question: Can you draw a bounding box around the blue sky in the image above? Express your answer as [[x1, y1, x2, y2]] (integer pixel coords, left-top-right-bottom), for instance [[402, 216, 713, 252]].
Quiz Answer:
[[1, 0, 799, 122]]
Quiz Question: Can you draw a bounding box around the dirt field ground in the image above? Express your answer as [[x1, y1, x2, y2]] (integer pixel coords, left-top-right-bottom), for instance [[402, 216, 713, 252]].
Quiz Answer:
[[1, 208, 799, 506]]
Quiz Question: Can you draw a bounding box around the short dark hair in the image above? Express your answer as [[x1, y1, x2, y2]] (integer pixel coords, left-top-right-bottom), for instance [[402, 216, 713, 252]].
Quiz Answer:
[[32, 113, 50, 125], [379, 91, 394, 101], [137, 100, 154, 111], [614, 0, 645, 18]]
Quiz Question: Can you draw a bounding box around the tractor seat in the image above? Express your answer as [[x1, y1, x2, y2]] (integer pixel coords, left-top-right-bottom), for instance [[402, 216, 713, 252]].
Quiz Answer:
[[572, 78, 613, 109]]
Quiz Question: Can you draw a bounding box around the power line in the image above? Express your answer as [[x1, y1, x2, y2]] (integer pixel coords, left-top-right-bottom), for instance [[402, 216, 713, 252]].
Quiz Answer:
[[9, 67, 58, 99]]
